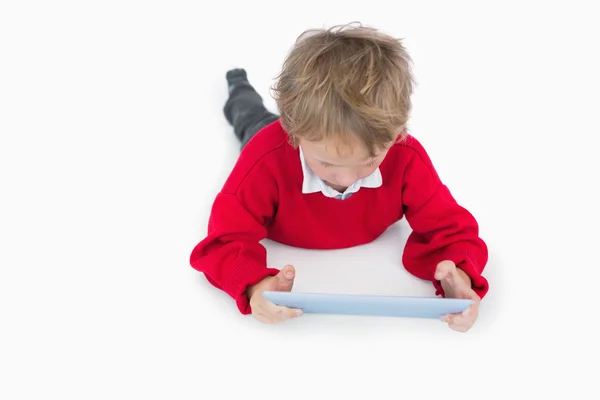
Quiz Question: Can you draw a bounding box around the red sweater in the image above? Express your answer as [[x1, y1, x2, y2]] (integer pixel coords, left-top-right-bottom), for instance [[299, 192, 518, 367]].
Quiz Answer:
[[190, 121, 489, 314]]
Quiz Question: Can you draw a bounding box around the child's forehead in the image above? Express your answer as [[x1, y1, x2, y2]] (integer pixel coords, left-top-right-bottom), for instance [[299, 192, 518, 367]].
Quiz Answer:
[[301, 138, 376, 161]]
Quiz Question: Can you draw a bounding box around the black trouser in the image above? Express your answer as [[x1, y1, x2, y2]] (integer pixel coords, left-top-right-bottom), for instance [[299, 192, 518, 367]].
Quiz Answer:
[[222, 78, 280, 150]]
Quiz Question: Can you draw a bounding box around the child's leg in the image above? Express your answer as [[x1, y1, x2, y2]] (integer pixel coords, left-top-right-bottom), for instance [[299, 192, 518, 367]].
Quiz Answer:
[[223, 69, 279, 149]]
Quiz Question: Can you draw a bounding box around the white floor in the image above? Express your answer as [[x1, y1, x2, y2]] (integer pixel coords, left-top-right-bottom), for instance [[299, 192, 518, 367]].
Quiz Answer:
[[1, 1, 599, 399]]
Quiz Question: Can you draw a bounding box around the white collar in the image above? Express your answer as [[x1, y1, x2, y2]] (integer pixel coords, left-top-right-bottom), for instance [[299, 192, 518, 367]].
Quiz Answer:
[[299, 146, 382, 199]]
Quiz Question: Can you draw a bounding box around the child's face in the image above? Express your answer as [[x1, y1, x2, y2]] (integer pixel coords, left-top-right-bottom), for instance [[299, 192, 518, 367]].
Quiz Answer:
[[299, 137, 391, 191]]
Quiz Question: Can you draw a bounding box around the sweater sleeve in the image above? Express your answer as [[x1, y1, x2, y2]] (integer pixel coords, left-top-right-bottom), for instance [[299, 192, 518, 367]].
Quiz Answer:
[[400, 140, 489, 299], [189, 158, 281, 315]]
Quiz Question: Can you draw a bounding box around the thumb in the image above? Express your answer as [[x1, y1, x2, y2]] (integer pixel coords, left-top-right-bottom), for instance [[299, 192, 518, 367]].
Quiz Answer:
[[434, 260, 456, 281], [274, 265, 295, 292]]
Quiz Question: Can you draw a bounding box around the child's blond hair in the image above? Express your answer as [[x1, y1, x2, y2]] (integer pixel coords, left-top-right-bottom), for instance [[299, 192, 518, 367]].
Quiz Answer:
[[272, 22, 415, 156]]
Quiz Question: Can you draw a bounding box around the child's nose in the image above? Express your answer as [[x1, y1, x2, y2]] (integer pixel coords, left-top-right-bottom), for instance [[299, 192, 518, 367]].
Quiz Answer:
[[337, 172, 359, 187]]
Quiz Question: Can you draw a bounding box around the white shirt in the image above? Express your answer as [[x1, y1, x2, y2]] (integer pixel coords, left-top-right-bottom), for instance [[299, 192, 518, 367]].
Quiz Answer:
[[299, 146, 382, 200]]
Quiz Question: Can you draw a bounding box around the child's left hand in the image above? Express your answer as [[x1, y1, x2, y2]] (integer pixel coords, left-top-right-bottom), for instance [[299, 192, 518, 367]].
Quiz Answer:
[[434, 260, 481, 332]]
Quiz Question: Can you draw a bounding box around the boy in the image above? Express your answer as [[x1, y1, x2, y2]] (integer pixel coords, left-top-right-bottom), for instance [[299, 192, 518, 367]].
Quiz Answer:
[[190, 23, 489, 332]]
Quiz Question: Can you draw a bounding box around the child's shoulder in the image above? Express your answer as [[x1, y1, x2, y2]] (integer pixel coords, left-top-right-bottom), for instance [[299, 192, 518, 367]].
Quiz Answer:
[[383, 133, 440, 179], [242, 119, 289, 156], [221, 120, 289, 194]]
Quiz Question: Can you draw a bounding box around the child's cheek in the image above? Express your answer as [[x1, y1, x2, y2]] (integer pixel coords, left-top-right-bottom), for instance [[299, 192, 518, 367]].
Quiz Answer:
[[306, 160, 325, 175], [312, 165, 331, 180]]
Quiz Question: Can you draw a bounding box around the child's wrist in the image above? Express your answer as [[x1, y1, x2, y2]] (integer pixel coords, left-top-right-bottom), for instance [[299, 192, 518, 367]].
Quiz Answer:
[[246, 278, 265, 300], [457, 267, 472, 287], [247, 283, 258, 300]]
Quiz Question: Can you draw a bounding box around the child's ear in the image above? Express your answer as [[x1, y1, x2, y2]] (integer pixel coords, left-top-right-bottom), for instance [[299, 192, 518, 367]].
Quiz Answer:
[[288, 134, 300, 149], [394, 128, 409, 144]]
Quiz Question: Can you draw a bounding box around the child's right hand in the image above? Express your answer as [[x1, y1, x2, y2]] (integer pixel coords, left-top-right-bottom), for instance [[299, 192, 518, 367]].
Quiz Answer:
[[247, 265, 304, 324]]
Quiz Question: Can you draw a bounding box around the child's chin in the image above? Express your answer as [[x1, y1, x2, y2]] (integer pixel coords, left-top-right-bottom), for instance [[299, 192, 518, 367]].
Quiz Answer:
[[324, 180, 348, 191]]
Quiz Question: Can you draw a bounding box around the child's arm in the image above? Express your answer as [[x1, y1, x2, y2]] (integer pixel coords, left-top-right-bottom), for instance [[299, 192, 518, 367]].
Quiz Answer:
[[189, 158, 281, 315], [399, 137, 489, 300]]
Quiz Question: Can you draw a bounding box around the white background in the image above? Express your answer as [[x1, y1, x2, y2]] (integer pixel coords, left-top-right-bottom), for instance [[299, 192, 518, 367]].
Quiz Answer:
[[1, 0, 599, 399]]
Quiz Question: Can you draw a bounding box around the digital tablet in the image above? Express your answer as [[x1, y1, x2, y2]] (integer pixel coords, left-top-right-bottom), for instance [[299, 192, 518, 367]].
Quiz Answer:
[[262, 291, 472, 319]]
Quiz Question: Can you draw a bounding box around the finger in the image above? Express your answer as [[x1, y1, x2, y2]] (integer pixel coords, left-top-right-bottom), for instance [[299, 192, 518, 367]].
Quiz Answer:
[[449, 323, 469, 333], [275, 265, 296, 292], [257, 306, 286, 325], [266, 308, 299, 324], [462, 304, 478, 318], [443, 315, 466, 330], [282, 265, 295, 279], [274, 305, 303, 321], [264, 299, 302, 322], [434, 260, 456, 281], [441, 313, 466, 326], [442, 311, 475, 332], [462, 307, 471, 318]]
